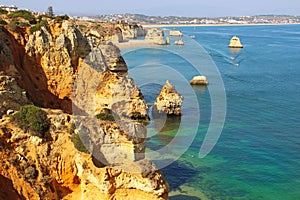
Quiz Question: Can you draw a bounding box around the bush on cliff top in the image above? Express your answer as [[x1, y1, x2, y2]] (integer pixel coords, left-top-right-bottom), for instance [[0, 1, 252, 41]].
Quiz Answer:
[[8, 10, 36, 24], [0, 18, 7, 25], [0, 9, 8, 15], [54, 15, 69, 22], [13, 105, 50, 137], [29, 20, 48, 34]]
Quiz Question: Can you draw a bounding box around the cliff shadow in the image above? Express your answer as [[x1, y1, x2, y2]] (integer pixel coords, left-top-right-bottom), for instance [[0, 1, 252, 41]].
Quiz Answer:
[[0, 175, 25, 200]]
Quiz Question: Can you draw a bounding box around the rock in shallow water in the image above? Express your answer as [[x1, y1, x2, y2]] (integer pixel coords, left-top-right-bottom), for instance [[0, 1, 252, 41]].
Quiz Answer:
[[153, 80, 184, 116]]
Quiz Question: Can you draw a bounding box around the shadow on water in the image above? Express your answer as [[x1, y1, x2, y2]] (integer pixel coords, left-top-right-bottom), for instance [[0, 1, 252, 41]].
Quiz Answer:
[[147, 115, 182, 147], [169, 195, 201, 200], [156, 159, 200, 191]]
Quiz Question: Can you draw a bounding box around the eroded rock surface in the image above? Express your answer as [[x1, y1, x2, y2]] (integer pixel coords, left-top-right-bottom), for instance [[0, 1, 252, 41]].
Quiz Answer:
[[0, 73, 30, 116], [153, 81, 183, 116], [145, 28, 165, 45], [0, 19, 168, 200], [0, 111, 169, 200]]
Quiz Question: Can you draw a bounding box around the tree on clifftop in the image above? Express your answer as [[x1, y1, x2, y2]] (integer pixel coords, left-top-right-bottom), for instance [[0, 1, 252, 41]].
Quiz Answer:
[[47, 6, 54, 18]]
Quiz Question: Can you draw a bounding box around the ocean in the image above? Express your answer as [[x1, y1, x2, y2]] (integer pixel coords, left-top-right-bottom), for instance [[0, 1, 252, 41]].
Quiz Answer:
[[122, 24, 300, 200]]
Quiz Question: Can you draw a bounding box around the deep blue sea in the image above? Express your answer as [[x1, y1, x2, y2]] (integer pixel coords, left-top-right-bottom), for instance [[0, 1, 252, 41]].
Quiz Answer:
[[122, 25, 300, 200]]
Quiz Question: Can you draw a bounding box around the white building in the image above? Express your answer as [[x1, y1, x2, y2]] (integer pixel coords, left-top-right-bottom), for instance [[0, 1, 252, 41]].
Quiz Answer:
[[0, 5, 18, 12]]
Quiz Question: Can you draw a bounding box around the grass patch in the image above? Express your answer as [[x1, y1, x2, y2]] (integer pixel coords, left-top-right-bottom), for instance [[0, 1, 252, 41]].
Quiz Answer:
[[95, 108, 115, 121], [70, 132, 89, 153]]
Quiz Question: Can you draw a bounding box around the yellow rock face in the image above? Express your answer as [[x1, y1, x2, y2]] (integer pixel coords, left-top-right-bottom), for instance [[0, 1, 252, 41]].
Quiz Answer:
[[0, 111, 169, 199], [0, 20, 168, 199], [228, 36, 243, 48]]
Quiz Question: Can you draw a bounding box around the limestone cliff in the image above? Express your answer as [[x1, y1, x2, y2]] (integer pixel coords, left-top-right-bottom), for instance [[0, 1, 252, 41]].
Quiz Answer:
[[0, 18, 168, 200], [145, 28, 165, 45], [0, 72, 30, 116], [153, 81, 184, 116], [0, 111, 168, 199], [0, 21, 147, 119], [116, 24, 146, 40]]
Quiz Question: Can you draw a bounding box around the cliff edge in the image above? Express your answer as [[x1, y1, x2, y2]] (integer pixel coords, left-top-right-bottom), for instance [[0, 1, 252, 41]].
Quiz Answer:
[[0, 16, 168, 200]]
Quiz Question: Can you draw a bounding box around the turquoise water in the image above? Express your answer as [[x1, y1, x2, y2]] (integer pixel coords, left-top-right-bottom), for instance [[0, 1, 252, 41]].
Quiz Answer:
[[122, 25, 300, 200]]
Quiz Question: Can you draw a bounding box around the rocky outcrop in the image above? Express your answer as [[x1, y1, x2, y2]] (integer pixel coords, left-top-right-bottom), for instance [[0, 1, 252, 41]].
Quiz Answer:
[[153, 81, 183, 116], [0, 73, 30, 116], [0, 21, 147, 118], [0, 19, 168, 199], [114, 24, 146, 40], [145, 28, 165, 45], [166, 36, 170, 45], [0, 111, 169, 200], [228, 36, 243, 48], [169, 30, 183, 37], [111, 28, 123, 43], [190, 75, 209, 85], [174, 39, 184, 45]]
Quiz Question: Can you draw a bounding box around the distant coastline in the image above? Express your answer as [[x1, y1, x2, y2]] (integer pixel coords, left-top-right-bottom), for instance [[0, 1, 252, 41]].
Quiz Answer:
[[142, 23, 300, 28]]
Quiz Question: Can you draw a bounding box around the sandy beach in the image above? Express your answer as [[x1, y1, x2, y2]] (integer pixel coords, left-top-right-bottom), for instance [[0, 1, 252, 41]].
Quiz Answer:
[[114, 40, 160, 49]]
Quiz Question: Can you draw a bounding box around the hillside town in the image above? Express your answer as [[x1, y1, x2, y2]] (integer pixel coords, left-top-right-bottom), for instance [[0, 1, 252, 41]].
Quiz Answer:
[[1, 4, 299, 25], [93, 14, 300, 25]]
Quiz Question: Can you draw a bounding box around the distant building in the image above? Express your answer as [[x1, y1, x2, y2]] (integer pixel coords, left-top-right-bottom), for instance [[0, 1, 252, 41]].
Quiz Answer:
[[0, 4, 18, 11]]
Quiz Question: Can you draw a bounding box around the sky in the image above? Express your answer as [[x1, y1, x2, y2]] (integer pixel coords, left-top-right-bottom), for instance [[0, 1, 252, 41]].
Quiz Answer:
[[1, 0, 299, 17]]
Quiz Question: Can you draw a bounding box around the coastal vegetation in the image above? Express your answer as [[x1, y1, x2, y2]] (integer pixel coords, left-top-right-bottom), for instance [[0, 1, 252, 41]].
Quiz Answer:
[[0, 18, 7, 25], [7, 10, 36, 24], [13, 105, 50, 137], [70, 131, 89, 153], [29, 20, 47, 33], [96, 108, 115, 121]]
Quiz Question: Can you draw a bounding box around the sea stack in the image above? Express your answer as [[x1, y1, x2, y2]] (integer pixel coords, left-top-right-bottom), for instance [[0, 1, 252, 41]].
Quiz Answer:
[[174, 39, 184, 45], [153, 80, 184, 115], [190, 75, 209, 85], [228, 36, 243, 48], [169, 30, 183, 37]]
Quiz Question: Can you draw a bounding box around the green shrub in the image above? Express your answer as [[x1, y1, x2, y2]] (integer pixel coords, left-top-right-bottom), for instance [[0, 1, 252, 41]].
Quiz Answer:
[[7, 10, 36, 24], [29, 20, 48, 34], [95, 108, 115, 121], [19, 22, 30, 27], [54, 15, 69, 22], [13, 105, 50, 137], [0, 18, 7, 25], [70, 132, 89, 153], [0, 9, 8, 15]]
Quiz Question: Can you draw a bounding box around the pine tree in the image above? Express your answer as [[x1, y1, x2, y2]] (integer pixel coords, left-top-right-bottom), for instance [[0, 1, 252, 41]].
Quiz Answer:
[[47, 6, 53, 17]]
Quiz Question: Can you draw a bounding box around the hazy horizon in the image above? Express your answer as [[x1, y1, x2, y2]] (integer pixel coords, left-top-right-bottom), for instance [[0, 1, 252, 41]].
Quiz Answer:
[[1, 0, 299, 17]]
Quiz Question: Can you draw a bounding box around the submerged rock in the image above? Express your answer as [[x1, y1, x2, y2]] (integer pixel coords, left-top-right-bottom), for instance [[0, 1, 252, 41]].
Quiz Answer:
[[153, 81, 183, 116]]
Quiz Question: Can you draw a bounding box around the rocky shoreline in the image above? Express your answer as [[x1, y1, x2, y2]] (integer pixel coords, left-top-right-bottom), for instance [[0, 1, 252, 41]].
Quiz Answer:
[[0, 13, 170, 199]]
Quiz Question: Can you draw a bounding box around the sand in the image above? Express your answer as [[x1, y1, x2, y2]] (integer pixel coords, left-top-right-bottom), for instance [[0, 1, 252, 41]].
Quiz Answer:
[[114, 40, 160, 49]]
